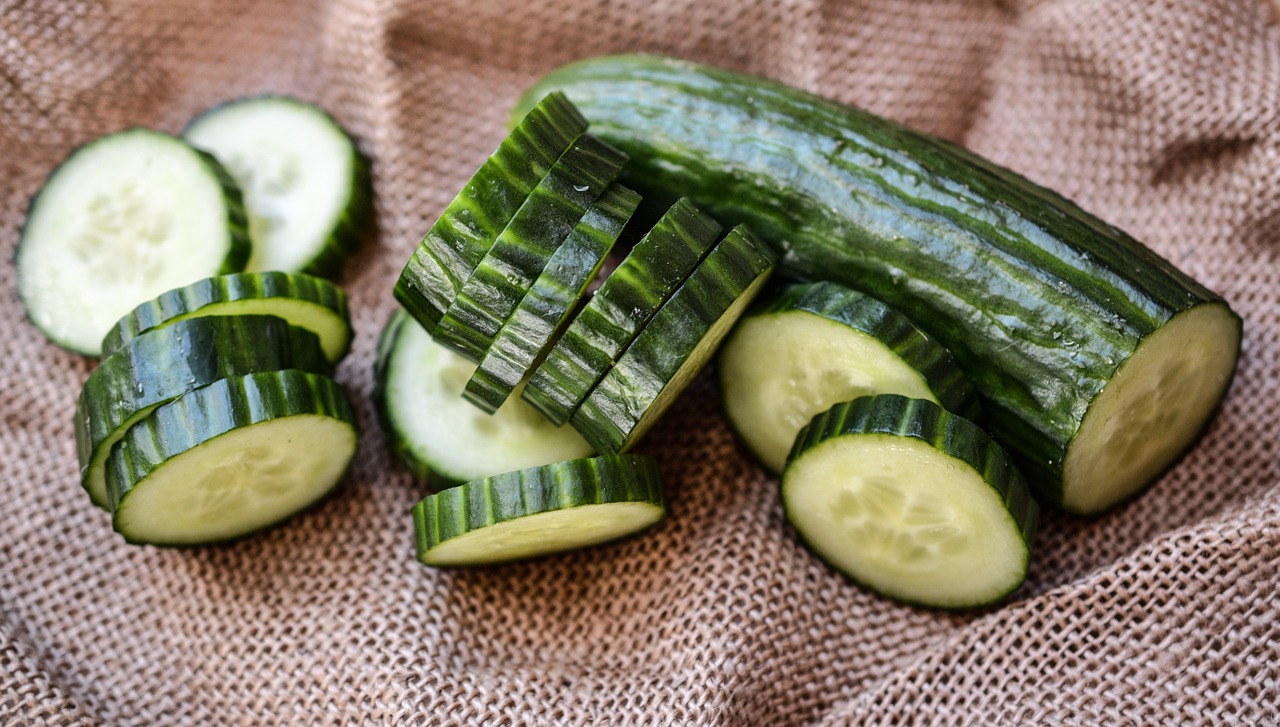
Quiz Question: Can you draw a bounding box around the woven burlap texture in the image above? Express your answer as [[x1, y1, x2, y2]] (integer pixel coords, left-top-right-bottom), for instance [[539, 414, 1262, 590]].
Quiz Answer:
[[2, 0, 1277, 724]]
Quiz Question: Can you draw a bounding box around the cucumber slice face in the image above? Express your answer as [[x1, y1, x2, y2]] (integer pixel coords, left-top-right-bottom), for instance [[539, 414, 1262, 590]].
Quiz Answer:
[[76, 314, 330, 509], [107, 370, 358, 546], [413, 455, 665, 567], [394, 92, 588, 333], [573, 225, 775, 454], [184, 96, 372, 278], [17, 128, 250, 356], [463, 184, 639, 413], [523, 198, 723, 425], [719, 282, 977, 474], [783, 395, 1037, 610], [375, 309, 593, 487], [101, 272, 352, 364]]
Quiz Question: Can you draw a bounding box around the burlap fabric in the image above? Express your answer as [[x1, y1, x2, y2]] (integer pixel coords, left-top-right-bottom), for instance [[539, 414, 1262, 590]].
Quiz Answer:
[[1, 0, 1277, 723]]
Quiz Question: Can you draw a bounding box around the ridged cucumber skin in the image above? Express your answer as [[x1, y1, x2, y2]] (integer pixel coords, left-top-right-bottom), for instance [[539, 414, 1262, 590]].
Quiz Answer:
[[100, 271, 352, 364], [432, 133, 628, 361], [76, 314, 330, 509], [784, 394, 1038, 610], [573, 225, 775, 454], [413, 454, 664, 566], [16, 128, 251, 357], [394, 92, 588, 334], [464, 184, 639, 413], [517, 54, 1243, 508], [523, 198, 723, 425], [105, 369, 358, 545], [183, 95, 374, 279]]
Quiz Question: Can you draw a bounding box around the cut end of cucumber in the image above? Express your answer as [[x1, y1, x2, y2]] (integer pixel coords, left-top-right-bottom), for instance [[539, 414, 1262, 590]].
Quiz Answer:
[[1063, 303, 1241, 514], [783, 434, 1030, 609]]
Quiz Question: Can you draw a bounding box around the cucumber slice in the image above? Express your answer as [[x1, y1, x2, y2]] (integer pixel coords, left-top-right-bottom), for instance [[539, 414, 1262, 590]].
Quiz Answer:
[[394, 92, 588, 333], [432, 133, 627, 361], [413, 455, 665, 567], [107, 370, 358, 546], [76, 314, 330, 509], [782, 394, 1038, 610], [572, 225, 775, 454], [16, 128, 250, 356], [183, 95, 373, 278], [375, 309, 593, 487], [719, 281, 978, 474], [523, 198, 723, 425], [100, 272, 352, 364], [463, 184, 639, 413]]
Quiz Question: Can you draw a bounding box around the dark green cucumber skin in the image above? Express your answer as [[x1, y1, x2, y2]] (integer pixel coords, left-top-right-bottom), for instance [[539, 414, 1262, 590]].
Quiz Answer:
[[523, 198, 723, 425], [372, 308, 441, 487], [76, 314, 330, 508], [412, 454, 664, 564], [464, 183, 639, 413], [394, 92, 588, 334], [573, 225, 775, 454], [784, 394, 1038, 609], [105, 369, 358, 544], [100, 271, 352, 363], [517, 54, 1242, 503], [433, 133, 627, 361]]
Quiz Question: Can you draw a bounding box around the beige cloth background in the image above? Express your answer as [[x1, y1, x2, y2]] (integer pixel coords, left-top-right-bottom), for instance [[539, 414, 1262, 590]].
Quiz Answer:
[[2, 0, 1278, 724]]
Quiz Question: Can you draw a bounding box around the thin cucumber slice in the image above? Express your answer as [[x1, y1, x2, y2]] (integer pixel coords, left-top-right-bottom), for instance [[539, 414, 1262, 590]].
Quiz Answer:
[[16, 128, 250, 356], [573, 225, 775, 454], [463, 184, 639, 413], [375, 309, 593, 487], [76, 314, 329, 509], [783, 394, 1037, 610], [184, 95, 373, 278], [413, 455, 665, 567], [394, 93, 588, 333], [107, 370, 358, 546], [100, 272, 352, 364], [719, 281, 978, 474], [432, 133, 627, 361], [523, 198, 722, 425]]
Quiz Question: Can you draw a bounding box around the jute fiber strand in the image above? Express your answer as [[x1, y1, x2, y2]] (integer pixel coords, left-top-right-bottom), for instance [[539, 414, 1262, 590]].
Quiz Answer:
[[2, 0, 1278, 723]]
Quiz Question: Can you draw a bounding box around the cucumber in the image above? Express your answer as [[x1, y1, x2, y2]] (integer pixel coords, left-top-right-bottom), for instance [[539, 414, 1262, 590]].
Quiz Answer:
[[412, 455, 665, 567], [100, 272, 352, 364], [782, 394, 1037, 610], [718, 281, 977, 474], [572, 225, 775, 454], [464, 183, 639, 413], [183, 95, 373, 278], [106, 369, 358, 546], [522, 198, 723, 425], [375, 309, 593, 487], [432, 132, 627, 361], [394, 92, 588, 334], [16, 128, 250, 356], [518, 54, 1243, 514], [76, 314, 329, 509]]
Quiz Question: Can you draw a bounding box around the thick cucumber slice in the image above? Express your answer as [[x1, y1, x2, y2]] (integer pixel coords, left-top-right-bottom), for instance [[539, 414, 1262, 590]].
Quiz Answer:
[[375, 309, 593, 487], [106, 370, 358, 546], [184, 95, 373, 278], [394, 93, 588, 333], [463, 184, 639, 413], [413, 455, 665, 566], [432, 133, 627, 361], [783, 395, 1038, 610], [523, 198, 722, 425], [100, 272, 352, 364], [719, 281, 978, 474], [16, 128, 250, 356], [573, 225, 775, 454], [76, 314, 329, 509]]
